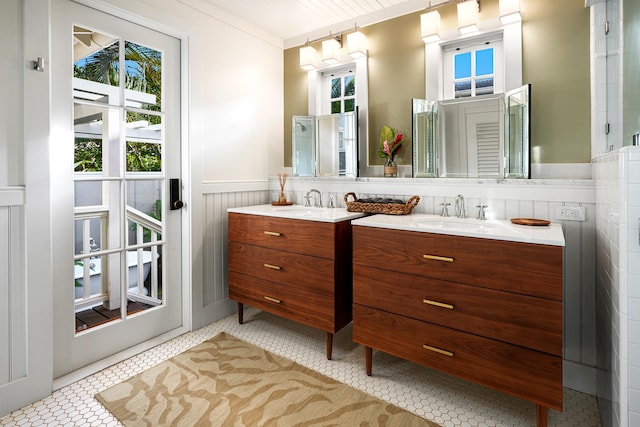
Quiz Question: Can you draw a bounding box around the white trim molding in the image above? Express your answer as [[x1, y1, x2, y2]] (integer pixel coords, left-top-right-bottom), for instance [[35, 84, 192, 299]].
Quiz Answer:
[[201, 180, 269, 194], [0, 187, 25, 207]]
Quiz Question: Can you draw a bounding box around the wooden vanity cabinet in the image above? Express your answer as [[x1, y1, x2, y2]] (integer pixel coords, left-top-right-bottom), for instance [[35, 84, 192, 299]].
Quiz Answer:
[[228, 212, 354, 359], [352, 225, 563, 427]]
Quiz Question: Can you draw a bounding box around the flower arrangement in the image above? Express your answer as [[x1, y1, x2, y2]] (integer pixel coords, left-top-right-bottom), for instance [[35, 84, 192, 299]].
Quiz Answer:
[[378, 125, 404, 163]]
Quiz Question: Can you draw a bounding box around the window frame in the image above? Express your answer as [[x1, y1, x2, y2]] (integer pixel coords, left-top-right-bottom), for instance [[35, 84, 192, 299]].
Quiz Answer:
[[443, 34, 504, 99], [307, 55, 371, 174], [322, 66, 356, 114], [425, 22, 522, 102]]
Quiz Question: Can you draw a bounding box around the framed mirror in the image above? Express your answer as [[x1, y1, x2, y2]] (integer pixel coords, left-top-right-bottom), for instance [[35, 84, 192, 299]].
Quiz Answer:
[[413, 84, 530, 179], [292, 109, 359, 177]]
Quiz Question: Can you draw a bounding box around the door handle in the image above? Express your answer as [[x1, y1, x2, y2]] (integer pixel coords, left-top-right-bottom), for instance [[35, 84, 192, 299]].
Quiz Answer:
[[170, 178, 184, 210]]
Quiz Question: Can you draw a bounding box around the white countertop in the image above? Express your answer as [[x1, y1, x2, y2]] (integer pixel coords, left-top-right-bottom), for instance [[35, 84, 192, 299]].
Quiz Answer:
[[352, 213, 565, 246], [227, 204, 367, 223]]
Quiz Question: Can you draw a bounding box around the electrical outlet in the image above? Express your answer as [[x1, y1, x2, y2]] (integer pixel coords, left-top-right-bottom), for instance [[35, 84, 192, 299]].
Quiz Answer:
[[554, 206, 586, 221]]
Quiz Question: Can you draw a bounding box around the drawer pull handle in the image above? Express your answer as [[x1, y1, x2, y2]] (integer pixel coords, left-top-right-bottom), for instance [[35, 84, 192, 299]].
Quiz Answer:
[[423, 299, 454, 310], [422, 344, 454, 357], [263, 231, 281, 237], [423, 254, 454, 263], [263, 296, 281, 304], [263, 263, 281, 270]]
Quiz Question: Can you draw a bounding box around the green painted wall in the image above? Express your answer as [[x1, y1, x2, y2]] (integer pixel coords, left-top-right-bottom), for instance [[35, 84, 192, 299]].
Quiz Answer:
[[522, 0, 590, 163], [283, 0, 590, 168]]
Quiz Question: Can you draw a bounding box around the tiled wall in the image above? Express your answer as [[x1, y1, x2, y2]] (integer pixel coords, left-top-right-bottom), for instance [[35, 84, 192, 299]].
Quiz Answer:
[[623, 149, 640, 426], [594, 147, 640, 427], [594, 151, 621, 427], [590, 0, 622, 157]]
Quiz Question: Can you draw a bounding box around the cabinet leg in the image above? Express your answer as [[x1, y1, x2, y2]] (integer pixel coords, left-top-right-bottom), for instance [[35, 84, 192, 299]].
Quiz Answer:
[[326, 332, 333, 360], [536, 404, 549, 427], [365, 346, 372, 376], [237, 302, 244, 324]]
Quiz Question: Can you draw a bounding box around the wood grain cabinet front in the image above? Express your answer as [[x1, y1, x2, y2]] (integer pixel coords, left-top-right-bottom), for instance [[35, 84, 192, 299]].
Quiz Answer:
[[352, 225, 564, 427], [228, 212, 354, 359]]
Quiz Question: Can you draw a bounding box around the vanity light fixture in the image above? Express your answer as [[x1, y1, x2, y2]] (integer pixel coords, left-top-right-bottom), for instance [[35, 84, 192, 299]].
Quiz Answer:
[[421, 7, 441, 43], [347, 28, 367, 58], [457, 0, 480, 34], [299, 44, 317, 70], [322, 35, 342, 65], [299, 27, 366, 70], [499, 0, 521, 24]]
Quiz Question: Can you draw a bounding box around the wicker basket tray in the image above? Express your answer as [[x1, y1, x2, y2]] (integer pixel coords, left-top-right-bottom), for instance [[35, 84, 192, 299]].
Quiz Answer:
[[344, 192, 420, 215]]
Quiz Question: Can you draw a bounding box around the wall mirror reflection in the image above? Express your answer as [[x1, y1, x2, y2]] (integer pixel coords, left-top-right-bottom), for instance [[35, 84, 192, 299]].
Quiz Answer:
[[292, 110, 358, 177], [413, 84, 530, 179]]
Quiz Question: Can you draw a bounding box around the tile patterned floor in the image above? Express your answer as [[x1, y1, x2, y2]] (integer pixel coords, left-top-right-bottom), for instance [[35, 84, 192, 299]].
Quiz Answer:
[[1, 307, 601, 426]]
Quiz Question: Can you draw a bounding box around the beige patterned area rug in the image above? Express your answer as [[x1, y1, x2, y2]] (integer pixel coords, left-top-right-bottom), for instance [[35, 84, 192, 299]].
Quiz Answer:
[[96, 332, 438, 426]]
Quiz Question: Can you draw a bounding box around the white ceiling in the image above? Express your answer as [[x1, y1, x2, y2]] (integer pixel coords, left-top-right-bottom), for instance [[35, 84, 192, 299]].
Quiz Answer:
[[196, 0, 450, 48]]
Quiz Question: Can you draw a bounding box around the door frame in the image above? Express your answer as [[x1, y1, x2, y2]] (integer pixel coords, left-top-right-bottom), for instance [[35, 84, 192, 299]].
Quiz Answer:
[[52, 0, 192, 387], [0, 0, 54, 417]]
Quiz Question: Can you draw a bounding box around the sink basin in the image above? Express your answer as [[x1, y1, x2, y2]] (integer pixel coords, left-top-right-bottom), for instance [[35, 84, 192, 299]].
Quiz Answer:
[[272, 208, 326, 217], [415, 218, 496, 232], [227, 205, 366, 223]]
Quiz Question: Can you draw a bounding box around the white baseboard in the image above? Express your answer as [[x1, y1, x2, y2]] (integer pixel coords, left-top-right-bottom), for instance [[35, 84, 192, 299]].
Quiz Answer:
[[564, 359, 597, 395]]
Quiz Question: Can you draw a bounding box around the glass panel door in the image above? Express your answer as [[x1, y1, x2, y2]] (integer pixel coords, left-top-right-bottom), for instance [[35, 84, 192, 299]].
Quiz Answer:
[[72, 31, 165, 331], [53, 0, 183, 377]]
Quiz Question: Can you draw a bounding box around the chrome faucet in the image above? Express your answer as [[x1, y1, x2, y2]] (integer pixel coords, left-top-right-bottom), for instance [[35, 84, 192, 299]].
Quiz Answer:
[[328, 194, 336, 208], [440, 200, 451, 217], [476, 204, 488, 220], [305, 189, 323, 208], [455, 194, 466, 219]]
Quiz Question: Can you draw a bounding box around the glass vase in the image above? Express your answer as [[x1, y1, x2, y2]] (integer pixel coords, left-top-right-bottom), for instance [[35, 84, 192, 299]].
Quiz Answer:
[[383, 159, 398, 177]]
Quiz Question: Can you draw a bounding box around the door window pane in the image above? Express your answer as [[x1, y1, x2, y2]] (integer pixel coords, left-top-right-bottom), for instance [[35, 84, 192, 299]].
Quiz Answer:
[[73, 29, 119, 89], [74, 138, 102, 172], [125, 112, 162, 172], [126, 179, 163, 244], [124, 41, 162, 111]]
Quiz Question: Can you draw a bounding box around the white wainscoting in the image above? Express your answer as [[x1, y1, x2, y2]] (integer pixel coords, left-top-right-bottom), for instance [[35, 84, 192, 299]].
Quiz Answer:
[[0, 188, 26, 394], [199, 182, 269, 326]]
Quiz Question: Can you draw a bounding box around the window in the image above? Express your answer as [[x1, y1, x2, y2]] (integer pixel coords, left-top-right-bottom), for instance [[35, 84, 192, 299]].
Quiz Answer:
[[322, 67, 357, 175], [307, 57, 369, 175], [324, 68, 356, 114], [452, 47, 495, 97], [443, 35, 503, 99]]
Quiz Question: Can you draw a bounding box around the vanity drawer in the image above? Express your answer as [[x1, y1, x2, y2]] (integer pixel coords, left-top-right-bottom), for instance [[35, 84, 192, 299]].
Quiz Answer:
[[229, 271, 338, 332], [229, 213, 340, 259], [352, 226, 563, 301], [229, 242, 335, 296], [352, 304, 563, 410], [353, 264, 562, 356]]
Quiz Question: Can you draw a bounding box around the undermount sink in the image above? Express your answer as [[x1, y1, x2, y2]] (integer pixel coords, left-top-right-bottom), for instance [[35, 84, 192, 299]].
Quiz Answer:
[[415, 218, 496, 232], [227, 204, 366, 223], [272, 207, 324, 217]]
